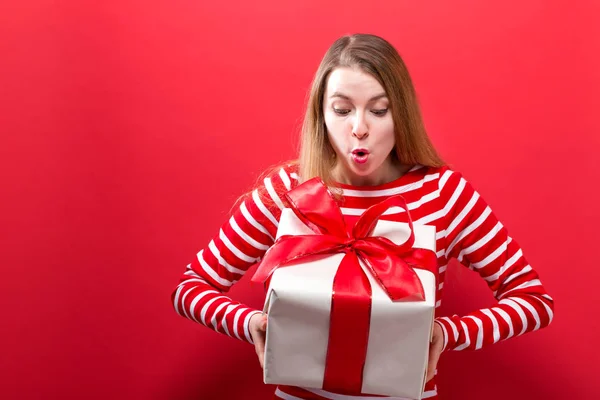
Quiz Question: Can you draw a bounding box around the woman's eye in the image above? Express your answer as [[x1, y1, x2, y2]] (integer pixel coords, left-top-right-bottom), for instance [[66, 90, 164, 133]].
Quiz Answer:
[[332, 108, 387, 116], [371, 108, 388, 116], [333, 108, 351, 116]]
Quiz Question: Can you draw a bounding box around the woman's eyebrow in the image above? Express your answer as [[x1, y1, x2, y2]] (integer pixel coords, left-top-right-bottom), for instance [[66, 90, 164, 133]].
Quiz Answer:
[[330, 92, 388, 101]]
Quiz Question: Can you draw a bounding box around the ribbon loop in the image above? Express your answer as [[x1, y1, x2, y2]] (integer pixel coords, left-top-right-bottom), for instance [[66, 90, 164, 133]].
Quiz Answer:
[[284, 177, 349, 238]]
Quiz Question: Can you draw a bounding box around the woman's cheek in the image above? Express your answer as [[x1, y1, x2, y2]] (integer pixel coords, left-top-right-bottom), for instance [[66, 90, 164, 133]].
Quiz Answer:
[[327, 130, 343, 154], [325, 118, 345, 149]]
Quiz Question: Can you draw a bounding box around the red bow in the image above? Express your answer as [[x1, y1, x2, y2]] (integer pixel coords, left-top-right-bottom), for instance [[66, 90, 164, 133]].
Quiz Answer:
[[252, 177, 437, 395]]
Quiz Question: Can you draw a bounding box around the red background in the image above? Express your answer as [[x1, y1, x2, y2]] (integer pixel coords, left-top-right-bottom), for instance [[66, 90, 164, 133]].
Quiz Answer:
[[1, 1, 598, 399]]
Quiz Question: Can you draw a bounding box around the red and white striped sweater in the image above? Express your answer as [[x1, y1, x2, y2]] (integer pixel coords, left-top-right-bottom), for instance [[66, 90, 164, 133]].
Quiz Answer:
[[172, 164, 554, 400]]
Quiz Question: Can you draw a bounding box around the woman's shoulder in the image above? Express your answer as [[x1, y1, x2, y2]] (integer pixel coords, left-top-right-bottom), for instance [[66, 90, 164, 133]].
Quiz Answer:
[[406, 165, 475, 201], [403, 164, 451, 185], [244, 161, 300, 212], [417, 165, 482, 204], [256, 160, 300, 192], [229, 161, 299, 215], [416, 164, 465, 184]]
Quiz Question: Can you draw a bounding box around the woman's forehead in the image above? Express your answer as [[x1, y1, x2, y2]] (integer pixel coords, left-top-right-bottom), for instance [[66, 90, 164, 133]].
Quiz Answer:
[[325, 67, 387, 101]]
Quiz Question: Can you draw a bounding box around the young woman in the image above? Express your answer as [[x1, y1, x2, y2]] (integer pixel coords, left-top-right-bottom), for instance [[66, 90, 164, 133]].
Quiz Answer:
[[172, 33, 554, 399]]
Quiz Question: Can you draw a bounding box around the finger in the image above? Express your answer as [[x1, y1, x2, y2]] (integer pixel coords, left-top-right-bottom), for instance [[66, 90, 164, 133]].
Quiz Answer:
[[255, 332, 265, 356], [254, 329, 266, 368], [259, 349, 265, 368], [252, 314, 268, 368], [259, 314, 268, 331], [255, 343, 264, 367], [426, 348, 441, 382], [257, 345, 264, 368], [425, 364, 434, 382], [260, 317, 267, 332]]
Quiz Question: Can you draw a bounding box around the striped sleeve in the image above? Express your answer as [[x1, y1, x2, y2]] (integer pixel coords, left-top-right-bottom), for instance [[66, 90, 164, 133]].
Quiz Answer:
[[171, 166, 296, 344], [434, 169, 554, 352]]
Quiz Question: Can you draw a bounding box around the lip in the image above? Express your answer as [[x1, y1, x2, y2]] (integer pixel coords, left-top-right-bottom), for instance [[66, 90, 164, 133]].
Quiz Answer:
[[351, 148, 369, 164], [351, 148, 370, 155]]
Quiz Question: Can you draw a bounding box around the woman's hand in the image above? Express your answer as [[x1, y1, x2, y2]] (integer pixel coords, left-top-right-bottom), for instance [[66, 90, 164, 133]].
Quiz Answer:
[[426, 321, 444, 382], [249, 313, 268, 368]]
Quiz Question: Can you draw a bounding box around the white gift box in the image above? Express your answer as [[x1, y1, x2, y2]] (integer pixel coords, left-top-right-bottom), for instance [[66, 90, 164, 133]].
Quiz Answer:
[[262, 208, 437, 399]]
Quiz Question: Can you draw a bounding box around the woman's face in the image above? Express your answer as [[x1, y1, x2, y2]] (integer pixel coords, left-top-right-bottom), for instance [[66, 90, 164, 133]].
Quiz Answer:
[[323, 67, 397, 186]]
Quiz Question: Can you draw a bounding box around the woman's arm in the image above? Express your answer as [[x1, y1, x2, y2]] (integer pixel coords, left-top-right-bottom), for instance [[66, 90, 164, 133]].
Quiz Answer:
[[434, 169, 554, 351], [171, 165, 296, 344]]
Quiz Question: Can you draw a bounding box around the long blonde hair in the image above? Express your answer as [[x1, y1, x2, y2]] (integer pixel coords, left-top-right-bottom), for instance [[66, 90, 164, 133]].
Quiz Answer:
[[299, 33, 444, 188], [232, 33, 444, 213]]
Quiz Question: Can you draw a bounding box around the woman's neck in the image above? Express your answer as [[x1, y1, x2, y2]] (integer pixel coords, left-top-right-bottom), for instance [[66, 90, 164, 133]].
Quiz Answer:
[[332, 159, 412, 187]]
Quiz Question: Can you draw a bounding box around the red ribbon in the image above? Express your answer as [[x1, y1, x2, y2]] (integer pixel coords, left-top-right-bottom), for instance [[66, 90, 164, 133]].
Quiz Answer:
[[252, 177, 437, 395]]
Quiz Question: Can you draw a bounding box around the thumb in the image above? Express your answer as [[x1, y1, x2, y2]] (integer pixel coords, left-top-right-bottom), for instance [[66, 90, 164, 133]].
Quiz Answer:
[[260, 315, 268, 331]]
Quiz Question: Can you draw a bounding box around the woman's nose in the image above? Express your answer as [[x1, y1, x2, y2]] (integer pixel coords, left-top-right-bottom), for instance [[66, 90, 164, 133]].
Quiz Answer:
[[351, 114, 369, 139], [352, 130, 369, 139]]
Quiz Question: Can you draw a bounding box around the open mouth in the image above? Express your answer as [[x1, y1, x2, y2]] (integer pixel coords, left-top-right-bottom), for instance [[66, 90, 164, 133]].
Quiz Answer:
[[352, 149, 369, 157], [351, 149, 369, 164]]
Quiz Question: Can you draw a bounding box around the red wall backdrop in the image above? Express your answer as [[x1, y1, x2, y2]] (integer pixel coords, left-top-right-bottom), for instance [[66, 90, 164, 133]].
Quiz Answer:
[[2, 1, 598, 399]]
